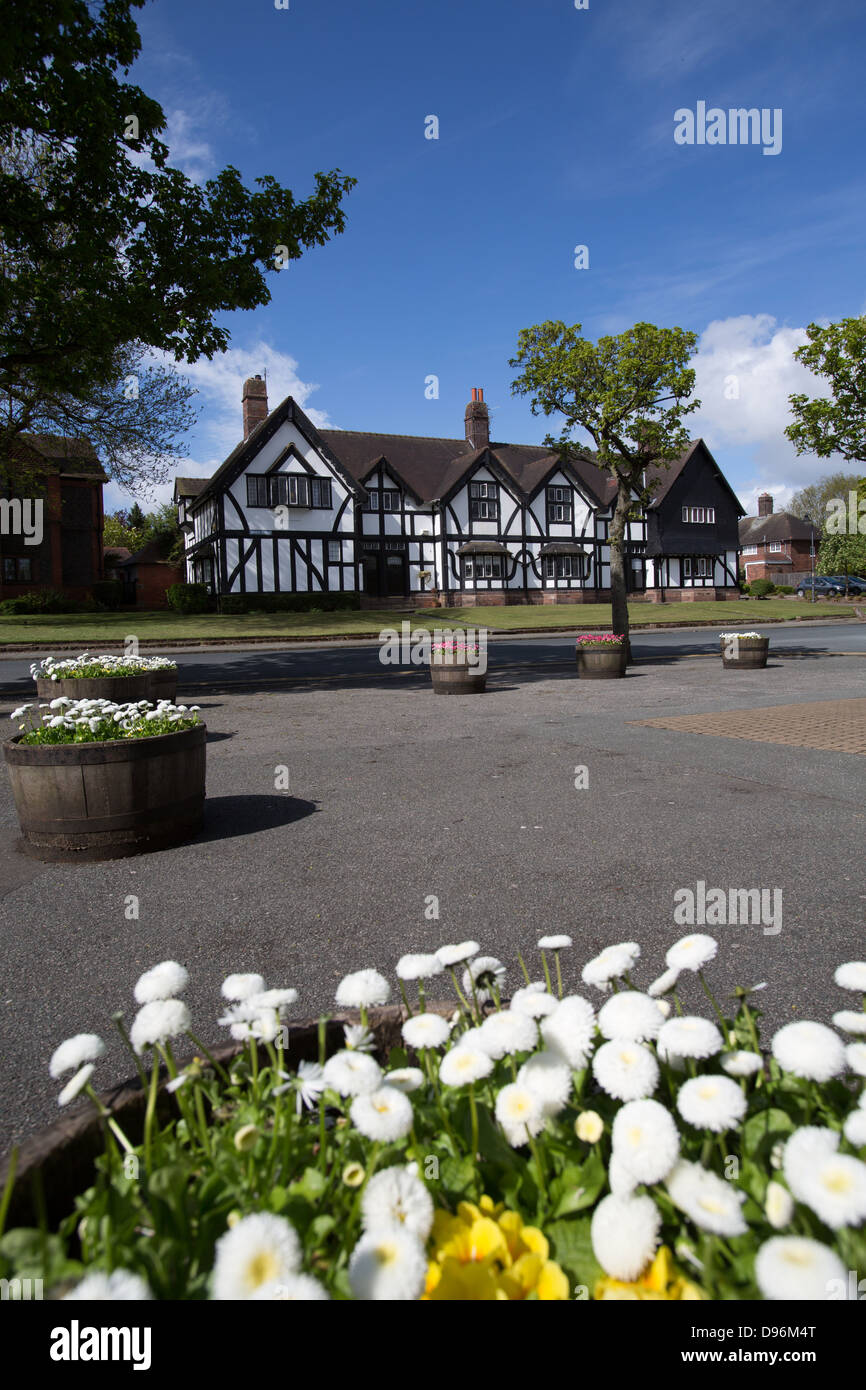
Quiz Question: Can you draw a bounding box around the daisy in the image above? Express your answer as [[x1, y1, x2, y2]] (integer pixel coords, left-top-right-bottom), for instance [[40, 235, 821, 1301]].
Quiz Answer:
[[462, 956, 506, 1003], [755, 1237, 846, 1301], [495, 1083, 545, 1147], [517, 1051, 572, 1117], [249, 1275, 330, 1300], [511, 984, 559, 1019], [348, 1229, 427, 1301], [130, 1000, 191, 1055], [64, 1270, 153, 1300], [608, 1152, 639, 1197], [676, 1075, 747, 1133], [771, 1021, 846, 1081], [592, 1040, 659, 1101], [385, 1067, 425, 1093], [648, 968, 681, 998], [286, 1060, 325, 1114], [396, 954, 444, 981], [350, 1086, 414, 1142], [402, 1013, 450, 1050], [666, 1160, 747, 1237], [133, 960, 188, 1004], [540, 995, 596, 1068], [439, 1046, 493, 1087], [249, 988, 297, 1015], [361, 1165, 434, 1240], [538, 935, 573, 950], [436, 941, 479, 967], [832, 1011, 866, 1035], [846, 1043, 866, 1077], [657, 1016, 723, 1061], [721, 1051, 763, 1077], [344, 1023, 375, 1052], [58, 1064, 95, 1106], [835, 962, 866, 992], [476, 1009, 538, 1059], [611, 1099, 680, 1184], [591, 1194, 661, 1282], [221, 973, 266, 1001], [783, 1127, 840, 1198], [665, 934, 718, 973], [844, 1110, 866, 1146], [581, 942, 640, 990], [575, 1110, 604, 1143], [792, 1154, 866, 1229], [597, 991, 664, 1042], [336, 969, 390, 1009], [49, 1033, 105, 1079], [211, 1213, 302, 1300], [322, 1050, 383, 1097], [765, 1181, 794, 1230]]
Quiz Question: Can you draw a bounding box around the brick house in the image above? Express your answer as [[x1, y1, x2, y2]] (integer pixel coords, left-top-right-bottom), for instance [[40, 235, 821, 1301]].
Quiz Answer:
[[738, 494, 820, 582], [0, 436, 106, 600], [117, 538, 184, 609]]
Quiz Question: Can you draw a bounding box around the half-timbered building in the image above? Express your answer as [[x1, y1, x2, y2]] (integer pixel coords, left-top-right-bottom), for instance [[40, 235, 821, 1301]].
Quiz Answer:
[[175, 379, 743, 607]]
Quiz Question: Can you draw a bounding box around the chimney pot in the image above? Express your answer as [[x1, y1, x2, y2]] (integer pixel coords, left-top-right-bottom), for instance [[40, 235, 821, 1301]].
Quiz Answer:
[[465, 388, 490, 451], [757, 492, 774, 517], [242, 375, 269, 440]]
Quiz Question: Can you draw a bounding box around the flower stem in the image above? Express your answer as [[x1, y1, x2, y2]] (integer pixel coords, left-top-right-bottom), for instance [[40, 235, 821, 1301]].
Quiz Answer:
[[468, 1083, 479, 1159]]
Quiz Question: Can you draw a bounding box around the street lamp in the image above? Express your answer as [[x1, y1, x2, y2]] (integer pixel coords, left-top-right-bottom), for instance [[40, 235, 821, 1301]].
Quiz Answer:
[[804, 513, 816, 603]]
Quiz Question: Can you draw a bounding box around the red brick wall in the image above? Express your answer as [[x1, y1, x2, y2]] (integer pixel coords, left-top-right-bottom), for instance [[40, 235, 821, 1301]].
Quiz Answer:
[[130, 563, 183, 609]]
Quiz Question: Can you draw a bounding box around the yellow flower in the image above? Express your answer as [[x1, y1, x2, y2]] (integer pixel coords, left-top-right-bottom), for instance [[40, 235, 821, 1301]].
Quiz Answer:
[[576, 1110, 604, 1143], [594, 1246, 707, 1301], [424, 1196, 569, 1301]]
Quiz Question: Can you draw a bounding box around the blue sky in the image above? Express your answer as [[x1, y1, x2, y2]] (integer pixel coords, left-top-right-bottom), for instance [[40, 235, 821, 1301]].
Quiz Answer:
[[113, 0, 866, 513]]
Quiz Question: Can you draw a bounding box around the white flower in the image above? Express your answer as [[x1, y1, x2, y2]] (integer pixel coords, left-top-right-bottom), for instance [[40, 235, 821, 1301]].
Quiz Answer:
[[130, 1000, 191, 1054], [783, 1127, 839, 1198], [402, 1013, 450, 1050], [648, 968, 681, 997], [385, 1067, 425, 1093], [134, 960, 189, 1004], [844, 1110, 866, 1146], [755, 1237, 846, 1301], [665, 934, 718, 973], [361, 1165, 433, 1240], [772, 1020, 846, 1081], [58, 1064, 95, 1106], [792, 1154, 866, 1230], [676, 1075, 747, 1133], [249, 988, 297, 1015], [846, 1043, 866, 1077], [49, 1033, 105, 1079], [249, 1275, 329, 1300], [657, 1016, 723, 1061], [511, 984, 559, 1018], [612, 1099, 680, 1184], [721, 1051, 763, 1077], [517, 1051, 572, 1117], [591, 1194, 661, 1282], [835, 962, 866, 992], [64, 1270, 153, 1300], [608, 1152, 639, 1197], [322, 1050, 383, 1097], [666, 1160, 747, 1237], [581, 942, 640, 989], [462, 956, 506, 1002], [765, 1181, 794, 1229], [540, 995, 596, 1068], [439, 1047, 493, 1087], [537, 935, 572, 950], [396, 954, 443, 981], [344, 1023, 375, 1052], [288, 1060, 325, 1113], [436, 941, 479, 967], [336, 968, 390, 1009], [592, 1040, 659, 1101], [832, 1011, 866, 1035], [597, 991, 664, 1042], [476, 1009, 538, 1059], [350, 1086, 414, 1142], [221, 973, 266, 1001], [657, 1000, 671, 1018], [576, 1110, 604, 1143], [495, 1083, 545, 1148], [348, 1228, 426, 1301], [211, 1213, 301, 1299]]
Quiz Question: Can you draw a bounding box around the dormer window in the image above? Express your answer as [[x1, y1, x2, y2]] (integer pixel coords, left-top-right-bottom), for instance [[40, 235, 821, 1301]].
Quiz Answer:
[[469, 481, 499, 521], [682, 506, 715, 523], [546, 486, 572, 523], [246, 475, 332, 509]]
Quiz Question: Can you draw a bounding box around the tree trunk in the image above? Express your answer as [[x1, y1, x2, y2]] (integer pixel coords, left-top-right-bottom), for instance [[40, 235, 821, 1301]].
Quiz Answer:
[[608, 481, 633, 662]]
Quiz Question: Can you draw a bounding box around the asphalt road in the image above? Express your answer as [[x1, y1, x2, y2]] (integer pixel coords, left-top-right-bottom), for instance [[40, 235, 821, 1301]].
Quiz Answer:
[[1, 647, 865, 1154], [1, 621, 864, 697]]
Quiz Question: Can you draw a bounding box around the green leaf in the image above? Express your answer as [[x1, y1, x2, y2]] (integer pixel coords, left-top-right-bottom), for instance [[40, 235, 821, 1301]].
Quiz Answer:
[[288, 1167, 327, 1203], [309, 1214, 336, 1243], [387, 1046, 408, 1070], [547, 1217, 602, 1294], [269, 1186, 288, 1213], [439, 1156, 477, 1201], [551, 1153, 606, 1217], [742, 1107, 795, 1160]]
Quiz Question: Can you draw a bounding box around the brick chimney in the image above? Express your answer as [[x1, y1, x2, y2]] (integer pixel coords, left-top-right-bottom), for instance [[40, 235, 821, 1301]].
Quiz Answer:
[[757, 492, 774, 517], [465, 387, 490, 451], [242, 375, 269, 440]]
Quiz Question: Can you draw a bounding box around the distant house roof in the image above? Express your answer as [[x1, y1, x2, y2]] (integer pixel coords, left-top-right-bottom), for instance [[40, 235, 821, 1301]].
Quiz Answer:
[[120, 539, 179, 567], [13, 433, 106, 480], [739, 513, 819, 545], [104, 546, 132, 563], [174, 476, 210, 499]]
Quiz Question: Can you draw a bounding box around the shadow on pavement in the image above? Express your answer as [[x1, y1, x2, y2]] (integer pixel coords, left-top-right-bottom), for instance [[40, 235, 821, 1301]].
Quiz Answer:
[[196, 794, 319, 842]]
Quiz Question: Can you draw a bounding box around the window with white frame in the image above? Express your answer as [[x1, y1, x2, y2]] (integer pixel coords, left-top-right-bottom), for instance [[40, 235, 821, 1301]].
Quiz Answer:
[[464, 554, 502, 580], [768, 541, 782, 552], [546, 486, 572, 524], [544, 554, 585, 579], [742, 545, 757, 554], [469, 481, 499, 521], [682, 506, 715, 523], [683, 557, 713, 577]]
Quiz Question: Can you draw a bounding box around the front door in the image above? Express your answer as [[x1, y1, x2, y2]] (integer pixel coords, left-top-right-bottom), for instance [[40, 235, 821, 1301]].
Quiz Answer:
[[362, 552, 380, 596], [362, 546, 408, 598], [385, 552, 407, 596]]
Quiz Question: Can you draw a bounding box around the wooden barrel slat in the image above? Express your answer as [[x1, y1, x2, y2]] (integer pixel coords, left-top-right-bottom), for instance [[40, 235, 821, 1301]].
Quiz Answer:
[[576, 646, 627, 679], [430, 664, 487, 694], [35, 671, 178, 704]]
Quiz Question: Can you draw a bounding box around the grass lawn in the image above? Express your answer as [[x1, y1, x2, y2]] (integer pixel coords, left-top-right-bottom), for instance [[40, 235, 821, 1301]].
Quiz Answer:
[[0, 598, 853, 646]]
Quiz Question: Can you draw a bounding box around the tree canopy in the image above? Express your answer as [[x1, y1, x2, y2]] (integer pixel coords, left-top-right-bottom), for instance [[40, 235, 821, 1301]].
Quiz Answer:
[[786, 317, 866, 467]]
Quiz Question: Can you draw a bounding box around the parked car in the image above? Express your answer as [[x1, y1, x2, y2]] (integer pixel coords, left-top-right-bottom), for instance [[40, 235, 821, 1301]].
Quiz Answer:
[[796, 576, 844, 597], [824, 574, 866, 594]]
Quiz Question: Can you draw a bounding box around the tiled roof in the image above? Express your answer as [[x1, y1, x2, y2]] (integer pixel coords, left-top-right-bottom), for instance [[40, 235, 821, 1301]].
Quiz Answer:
[[739, 513, 819, 544]]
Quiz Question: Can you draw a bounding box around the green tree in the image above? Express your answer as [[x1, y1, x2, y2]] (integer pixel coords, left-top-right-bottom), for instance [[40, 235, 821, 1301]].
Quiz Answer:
[[0, 0, 354, 462], [510, 321, 700, 650], [788, 470, 863, 523], [817, 531, 866, 587], [786, 319, 866, 492]]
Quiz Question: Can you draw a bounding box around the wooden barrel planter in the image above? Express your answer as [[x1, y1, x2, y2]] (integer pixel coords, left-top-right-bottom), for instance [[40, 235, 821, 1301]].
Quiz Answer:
[[430, 662, 487, 694], [575, 643, 627, 679], [36, 669, 178, 705], [3, 723, 206, 862], [720, 637, 769, 670]]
